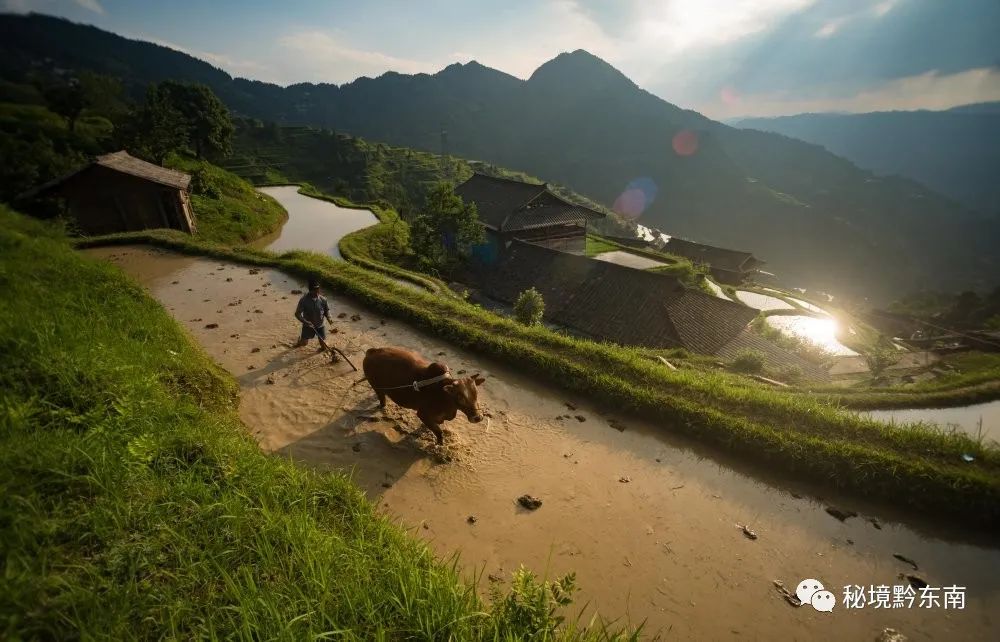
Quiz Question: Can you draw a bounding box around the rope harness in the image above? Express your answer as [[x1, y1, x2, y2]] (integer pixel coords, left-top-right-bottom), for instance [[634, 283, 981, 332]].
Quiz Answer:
[[371, 371, 452, 392]]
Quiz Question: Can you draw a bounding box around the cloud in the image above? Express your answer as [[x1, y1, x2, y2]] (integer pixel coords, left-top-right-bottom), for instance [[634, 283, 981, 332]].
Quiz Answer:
[[276, 30, 436, 83], [3, 0, 103, 14], [139, 36, 272, 80], [701, 66, 1000, 118], [73, 0, 102, 14]]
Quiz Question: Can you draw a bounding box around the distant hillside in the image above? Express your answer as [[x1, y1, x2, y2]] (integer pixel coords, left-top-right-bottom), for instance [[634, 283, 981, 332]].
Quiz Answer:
[[736, 104, 1000, 216], [2, 13, 999, 302]]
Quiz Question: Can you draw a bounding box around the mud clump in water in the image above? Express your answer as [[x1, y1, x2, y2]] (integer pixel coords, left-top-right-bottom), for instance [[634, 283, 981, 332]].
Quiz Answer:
[[517, 495, 543, 510], [825, 506, 857, 522], [575, 415, 586, 422], [291, 289, 303, 295], [467, 515, 477, 524], [337, 312, 347, 319], [609, 419, 626, 432], [204, 323, 218, 329], [251, 347, 260, 353], [249, 268, 261, 275]]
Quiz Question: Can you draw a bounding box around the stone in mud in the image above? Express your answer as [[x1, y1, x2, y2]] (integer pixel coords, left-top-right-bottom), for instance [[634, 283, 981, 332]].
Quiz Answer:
[[270, 344, 277, 349], [825, 506, 857, 522], [900, 573, 927, 590], [467, 515, 477, 524], [609, 419, 626, 432], [249, 268, 261, 275], [172, 280, 179, 284], [351, 314, 362, 322], [337, 312, 347, 319], [575, 415, 586, 422], [254, 309, 263, 314], [247, 365, 256, 370], [230, 334, 240, 338], [251, 347, 261, 353], [877, 628, 908, 642], [517, 495, 543, 510], [291, 289, 303, 295], [226, 277, 233, 282], [187, 288, 192, 291], [204, 323, 218, 329], [565, 402, 577, 410], [619, 476, 631, 483]]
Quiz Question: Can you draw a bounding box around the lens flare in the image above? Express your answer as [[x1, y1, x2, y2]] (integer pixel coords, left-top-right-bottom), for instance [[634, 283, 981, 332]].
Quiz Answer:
[[672, 130, 699, 156], [612, 177, 658, 219]]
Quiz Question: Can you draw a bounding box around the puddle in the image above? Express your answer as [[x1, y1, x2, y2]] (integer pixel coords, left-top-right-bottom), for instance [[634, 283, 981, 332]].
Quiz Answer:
[[593, 250, 670, 270], [766, 315, 860, 356], [83, 245, 1000, 640], [865, 400, 1000, 445], [253, 185, 378, 258], [735, 290, 797, 311]]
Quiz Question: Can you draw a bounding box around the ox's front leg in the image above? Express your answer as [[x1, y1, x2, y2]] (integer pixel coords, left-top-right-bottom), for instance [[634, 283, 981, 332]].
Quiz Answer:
[[417, 408, 444, 444]]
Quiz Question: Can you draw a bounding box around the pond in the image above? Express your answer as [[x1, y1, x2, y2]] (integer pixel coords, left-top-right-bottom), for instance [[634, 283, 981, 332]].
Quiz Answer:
[[864, 400, 1000, 445], [253, 186, 378, 259], [734, 290, 796, 311], [787, 296, 830, 316], [764, 314, 859, 356], [593, 249, 671, 270]]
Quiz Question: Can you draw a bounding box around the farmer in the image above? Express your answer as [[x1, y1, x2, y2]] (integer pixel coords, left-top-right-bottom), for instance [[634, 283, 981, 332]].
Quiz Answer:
[[294, 277, 334, 349]]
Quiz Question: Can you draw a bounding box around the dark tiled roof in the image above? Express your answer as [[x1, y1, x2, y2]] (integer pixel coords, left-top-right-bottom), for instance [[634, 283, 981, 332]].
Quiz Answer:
[[95, 151, 191, 189], [28, 151, 191, 198], [476, 240, 755, 352], [716, 328, 830, 381], [456, 173, 604, 232], [661, 237, 762, 273]]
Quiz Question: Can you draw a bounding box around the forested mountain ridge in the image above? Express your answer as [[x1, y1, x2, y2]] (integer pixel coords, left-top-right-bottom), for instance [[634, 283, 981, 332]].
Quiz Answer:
[[736, 105, 1000, 216], [2, 12, 998, 302]]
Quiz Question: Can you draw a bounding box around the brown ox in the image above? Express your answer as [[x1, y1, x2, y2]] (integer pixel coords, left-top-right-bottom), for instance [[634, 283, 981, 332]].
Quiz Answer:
[[362, 346, 486, 444]]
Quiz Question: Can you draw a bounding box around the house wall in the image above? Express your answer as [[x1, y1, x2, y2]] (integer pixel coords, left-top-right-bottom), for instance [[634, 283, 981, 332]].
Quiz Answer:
[[54, 166, 192, 235], [512, 223, 586, 254]]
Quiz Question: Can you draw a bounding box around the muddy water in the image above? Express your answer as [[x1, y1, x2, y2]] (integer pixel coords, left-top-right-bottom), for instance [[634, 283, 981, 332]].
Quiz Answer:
[[593, 250, 670, 270], [253, 185, 378, 258], [865, 401, 1000, 445], [86, 245, 1000, 641]]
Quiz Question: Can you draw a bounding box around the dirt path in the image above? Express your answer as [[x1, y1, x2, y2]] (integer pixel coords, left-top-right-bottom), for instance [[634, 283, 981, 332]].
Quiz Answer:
[[88, 246, 1000, 641]]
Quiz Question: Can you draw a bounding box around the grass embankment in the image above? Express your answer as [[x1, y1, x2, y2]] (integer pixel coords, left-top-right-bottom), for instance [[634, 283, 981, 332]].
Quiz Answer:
[[165, 155, 286, 245], [75, 222, 1000, 529], [585, 233, 710, 291], [0, 208, 635, 640]]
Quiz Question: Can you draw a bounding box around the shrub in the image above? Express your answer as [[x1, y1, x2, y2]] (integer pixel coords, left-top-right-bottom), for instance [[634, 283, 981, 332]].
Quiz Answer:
[[489, 567, 578, 638], [731, 350, 766, 373], [514, 287, 545, 326], [778, 364, 804, 383], [864, 336, 900, 378]]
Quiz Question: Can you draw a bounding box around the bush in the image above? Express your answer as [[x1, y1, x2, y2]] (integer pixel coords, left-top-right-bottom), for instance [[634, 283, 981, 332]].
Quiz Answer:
[[731, 350, 766, 373], [514, 287, 545, 326], [863, 336, 900, 378], [778, 364, 803, 383]]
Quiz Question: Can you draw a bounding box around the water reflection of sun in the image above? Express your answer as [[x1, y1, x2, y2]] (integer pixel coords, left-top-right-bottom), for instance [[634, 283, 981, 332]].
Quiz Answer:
[[765, 315, 859, 356]]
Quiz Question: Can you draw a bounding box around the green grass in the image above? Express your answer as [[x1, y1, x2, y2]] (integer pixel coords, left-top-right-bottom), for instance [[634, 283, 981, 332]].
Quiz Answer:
[[585, 235, 620, 256], [75, 218, 1000, 529], [585, 233, 711, 291], [164, 155, 287, 245], [0, 207, 638, 640]]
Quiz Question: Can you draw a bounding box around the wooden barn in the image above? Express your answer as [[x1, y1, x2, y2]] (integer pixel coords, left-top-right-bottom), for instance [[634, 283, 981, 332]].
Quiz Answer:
[[31, 151, 196, 235], [455, 173, 604, 256]]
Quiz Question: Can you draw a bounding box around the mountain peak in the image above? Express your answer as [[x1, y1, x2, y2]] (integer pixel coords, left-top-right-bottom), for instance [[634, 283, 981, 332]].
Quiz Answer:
[[527, 49, 635, 92]]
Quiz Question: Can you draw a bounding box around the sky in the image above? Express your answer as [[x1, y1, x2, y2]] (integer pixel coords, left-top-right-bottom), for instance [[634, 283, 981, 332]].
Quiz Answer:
[[4, 0, 1000, 119]]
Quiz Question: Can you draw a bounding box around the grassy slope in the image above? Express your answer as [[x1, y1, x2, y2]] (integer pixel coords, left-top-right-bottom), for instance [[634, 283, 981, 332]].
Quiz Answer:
[[0, 207, 634, 640], [75, 222, 1000, 529], [165, 155, 286, 244]]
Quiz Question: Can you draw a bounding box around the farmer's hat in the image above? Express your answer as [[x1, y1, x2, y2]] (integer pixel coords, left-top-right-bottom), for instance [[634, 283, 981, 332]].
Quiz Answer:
[[308, 277, 320, 290]]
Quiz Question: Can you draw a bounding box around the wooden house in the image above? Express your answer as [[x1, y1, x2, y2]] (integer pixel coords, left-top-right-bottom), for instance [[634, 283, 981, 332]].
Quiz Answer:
[[455, 173, 604, 256], [655, 237, 764, 284], [31, 151, 196, 235]]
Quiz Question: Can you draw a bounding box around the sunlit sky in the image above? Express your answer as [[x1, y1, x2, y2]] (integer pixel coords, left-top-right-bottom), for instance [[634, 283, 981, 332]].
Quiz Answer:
[[4, 0, 999, 119]]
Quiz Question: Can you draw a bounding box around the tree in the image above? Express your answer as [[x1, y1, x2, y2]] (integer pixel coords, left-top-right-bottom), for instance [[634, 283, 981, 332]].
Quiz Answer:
[[157, 81, 233, 159], [514, 288, 545, 326], [121, 85, 189, 164], [42, 81, 85, 132], [863, 336, 899, 379], [410, 183, 484, 271]]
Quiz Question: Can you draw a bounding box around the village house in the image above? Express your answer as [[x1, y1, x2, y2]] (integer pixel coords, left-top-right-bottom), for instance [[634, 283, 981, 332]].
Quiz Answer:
[[654, 237, 764, 285], [455, 173, 604, 256], [29, 151, 196, 235]]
